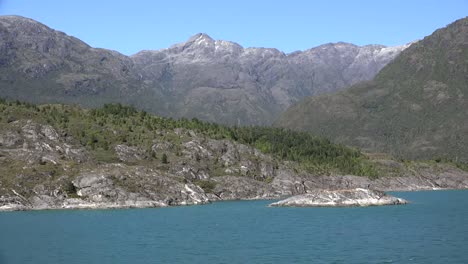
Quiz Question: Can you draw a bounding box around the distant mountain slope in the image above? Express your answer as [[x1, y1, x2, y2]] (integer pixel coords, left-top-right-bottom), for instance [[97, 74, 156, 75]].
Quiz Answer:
[[0, 16, 165, 110], [276, 17, 468, 161], [132, 35, 408, 125], [0, 15, 407, 125]]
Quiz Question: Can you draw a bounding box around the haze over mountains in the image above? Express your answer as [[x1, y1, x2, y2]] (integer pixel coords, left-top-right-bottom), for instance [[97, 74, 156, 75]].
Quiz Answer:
[[0, 15, 408, 125], [277, 17, 468, 161]]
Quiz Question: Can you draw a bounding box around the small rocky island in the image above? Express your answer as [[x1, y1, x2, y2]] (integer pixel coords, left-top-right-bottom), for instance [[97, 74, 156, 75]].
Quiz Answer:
[[269, 188, 408, 207]]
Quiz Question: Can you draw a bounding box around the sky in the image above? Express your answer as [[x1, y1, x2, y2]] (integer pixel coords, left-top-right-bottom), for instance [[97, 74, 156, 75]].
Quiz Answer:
[[0, 0, 467, 55]]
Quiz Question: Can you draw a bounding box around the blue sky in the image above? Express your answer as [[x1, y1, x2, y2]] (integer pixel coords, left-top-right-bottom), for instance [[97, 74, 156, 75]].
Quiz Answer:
[[0, 0, 466, 55]]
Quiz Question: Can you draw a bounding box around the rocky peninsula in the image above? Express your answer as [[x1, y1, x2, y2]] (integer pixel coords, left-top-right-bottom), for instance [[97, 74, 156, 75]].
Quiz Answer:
[[269, 188, 408, 207]]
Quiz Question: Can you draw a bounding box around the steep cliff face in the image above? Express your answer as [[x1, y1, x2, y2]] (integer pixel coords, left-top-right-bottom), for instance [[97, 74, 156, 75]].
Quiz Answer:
[[0, 15, 407, 125]]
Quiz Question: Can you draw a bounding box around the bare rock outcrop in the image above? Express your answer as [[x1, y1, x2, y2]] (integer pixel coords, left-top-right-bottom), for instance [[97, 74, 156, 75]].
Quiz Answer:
[[269, 188, 407, 207]]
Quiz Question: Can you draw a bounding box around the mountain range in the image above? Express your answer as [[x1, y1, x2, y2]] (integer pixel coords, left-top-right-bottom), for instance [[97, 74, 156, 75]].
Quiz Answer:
[[276, 17, 468, 161], [0, 15, 408, 125], [1, 15, 466, 162], [1, 15, 468, 211]]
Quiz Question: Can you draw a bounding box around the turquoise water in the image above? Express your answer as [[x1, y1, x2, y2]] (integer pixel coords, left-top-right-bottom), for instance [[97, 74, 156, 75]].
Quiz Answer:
[[1, 190, 468, 264]]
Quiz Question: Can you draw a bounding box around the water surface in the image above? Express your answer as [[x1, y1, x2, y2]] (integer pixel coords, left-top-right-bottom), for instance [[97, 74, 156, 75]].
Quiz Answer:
[[1, 190, 467, 263]]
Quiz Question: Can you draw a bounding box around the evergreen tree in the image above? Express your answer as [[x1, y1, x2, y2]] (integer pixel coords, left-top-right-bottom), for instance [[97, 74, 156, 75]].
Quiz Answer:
[[162, 153, 169, 164]]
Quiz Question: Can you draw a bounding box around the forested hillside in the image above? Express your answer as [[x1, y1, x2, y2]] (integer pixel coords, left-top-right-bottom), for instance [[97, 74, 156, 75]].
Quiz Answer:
[[277, 17, 468, 162]]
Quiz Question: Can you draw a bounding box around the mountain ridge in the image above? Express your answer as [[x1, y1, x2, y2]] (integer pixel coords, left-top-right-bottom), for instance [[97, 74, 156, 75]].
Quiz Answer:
[[0, 15, 408, 125], [276, 17, 468, 161]]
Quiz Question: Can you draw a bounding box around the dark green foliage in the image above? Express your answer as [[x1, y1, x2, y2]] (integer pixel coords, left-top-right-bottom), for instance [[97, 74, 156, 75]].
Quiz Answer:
[[161, 153, 169, 164], [228, 127, 377, 176], [194, 180, 217, 193], [455, 163, 468, 173], [64, 181, 77, 196], [432, 157, 468, 173], [0, 99, 379, 176]]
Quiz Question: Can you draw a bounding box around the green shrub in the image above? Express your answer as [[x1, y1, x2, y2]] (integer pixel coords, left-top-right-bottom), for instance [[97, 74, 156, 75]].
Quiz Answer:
[[194, 180, 217, 193]]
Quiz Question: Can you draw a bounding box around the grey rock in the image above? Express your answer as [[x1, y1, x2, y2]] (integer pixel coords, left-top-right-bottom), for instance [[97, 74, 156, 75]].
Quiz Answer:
[[40, 125, 59, 141], [0, 131, 23, 147], [71, 164, 210, 207], [0, 195, 28, 211], [0, 120, 88, 164], [30, 194, 59, 209], [211, 176, 278, 200], [269, 188, 408, 207], [220, 144, 239, 167], [152, 141, 174, 152], [114, 144, 147, 162], [171, 161, 210, 180], [182, 140, 213, 161]]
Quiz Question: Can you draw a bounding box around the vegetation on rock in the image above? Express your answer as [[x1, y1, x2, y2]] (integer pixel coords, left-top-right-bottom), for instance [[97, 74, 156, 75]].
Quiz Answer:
[[0, 98, 377, 176]]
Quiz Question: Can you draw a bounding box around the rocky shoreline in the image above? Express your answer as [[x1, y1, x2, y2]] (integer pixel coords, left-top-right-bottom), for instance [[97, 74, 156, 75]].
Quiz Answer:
[[2, 159, 467, 212], [0, 179, 464, 212], [1, 120, 468, 212], [269, 188, 408, 207]]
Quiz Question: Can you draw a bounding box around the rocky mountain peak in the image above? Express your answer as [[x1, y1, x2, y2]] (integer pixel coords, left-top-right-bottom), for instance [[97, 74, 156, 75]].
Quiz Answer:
[[0, 15, 41, 26], [314, 42, 357, 50], [169, 33, 215, 52], [0, 15, 409, 126], [0, 14, 91, 55], [168, 33, 245, 57], [187, 33, 215, 44], [1, 15, 48, 37]]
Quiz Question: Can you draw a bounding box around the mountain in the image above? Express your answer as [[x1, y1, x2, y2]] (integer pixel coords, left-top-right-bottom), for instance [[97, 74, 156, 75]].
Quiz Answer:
[[276, 17, 468, 161], [0, 15, 163, 110], [132, 34, 408, 125], [0, 15, 408, 125], [1, 100, 467, 211]]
